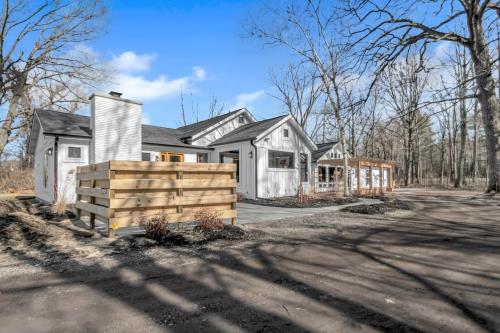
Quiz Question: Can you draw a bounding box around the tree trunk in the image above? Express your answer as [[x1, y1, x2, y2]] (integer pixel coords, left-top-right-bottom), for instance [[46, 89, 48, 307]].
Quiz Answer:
[[455, 66, 467, 188], [468, 16, 500, 192], [472, 101, 479, 185]]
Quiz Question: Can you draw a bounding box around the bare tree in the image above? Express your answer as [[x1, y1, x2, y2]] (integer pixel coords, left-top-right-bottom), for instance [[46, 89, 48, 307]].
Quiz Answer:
[[345, 0, 500, 192], [208, 95, 224, 118], [269, 63, 322, 136], [379, 57, 430, 186], [249, 0, 365, 196], [0, 0, 107, 157]]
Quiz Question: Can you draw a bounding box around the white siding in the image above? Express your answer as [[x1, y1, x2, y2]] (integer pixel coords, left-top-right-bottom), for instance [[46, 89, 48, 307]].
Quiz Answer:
[[255, 120, 312, 198], [212, 141, 256, 199], [34, 131, 55, 203], [192, 113, 252, 146], [317, 144, 346, 161], [57, 138, 90, 203], [91, 94, 142, 163]]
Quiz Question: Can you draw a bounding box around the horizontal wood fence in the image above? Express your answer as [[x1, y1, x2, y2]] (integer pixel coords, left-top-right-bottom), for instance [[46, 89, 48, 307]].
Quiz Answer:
[[75, 161, 238, 236]]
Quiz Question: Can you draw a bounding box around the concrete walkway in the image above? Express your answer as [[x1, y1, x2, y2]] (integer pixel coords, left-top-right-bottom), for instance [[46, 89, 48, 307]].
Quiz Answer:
[[236, 198, 381, 225]]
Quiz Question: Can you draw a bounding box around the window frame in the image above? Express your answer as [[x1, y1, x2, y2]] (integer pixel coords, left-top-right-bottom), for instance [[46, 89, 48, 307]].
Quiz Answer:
[[300, 153, 308, 182], [283, 128, 289, 138], [141, 152, 151, 161], [268, 150, 295, 169], [66, 146, 83, 161], [197, 152, 209, 163], [238, 115, 245, 124]]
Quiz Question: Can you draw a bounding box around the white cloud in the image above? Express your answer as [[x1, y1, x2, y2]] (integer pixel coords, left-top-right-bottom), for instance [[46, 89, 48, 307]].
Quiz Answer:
[[193, 66, 207, 80], [110, 51, 157, 73], [231, 90, 266, 109], [114, 73, 190, 100]]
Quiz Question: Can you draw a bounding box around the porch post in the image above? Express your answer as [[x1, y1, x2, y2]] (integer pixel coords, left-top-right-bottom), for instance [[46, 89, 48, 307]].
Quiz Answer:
[[357, 160, 361, 193], [369, 165, 373, 193]]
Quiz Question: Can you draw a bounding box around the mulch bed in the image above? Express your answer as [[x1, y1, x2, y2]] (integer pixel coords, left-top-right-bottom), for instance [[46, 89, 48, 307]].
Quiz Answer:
[[341, 197, 415, 215], [242, 195, 359, 208]]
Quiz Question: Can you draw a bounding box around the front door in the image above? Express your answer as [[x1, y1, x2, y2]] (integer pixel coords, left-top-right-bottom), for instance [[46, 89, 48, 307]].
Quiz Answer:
[[160, 152, 184, 162]]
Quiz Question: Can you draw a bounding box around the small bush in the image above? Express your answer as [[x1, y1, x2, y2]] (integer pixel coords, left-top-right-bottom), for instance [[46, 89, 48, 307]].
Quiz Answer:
[[140, 214, 171, 241], [194, 208, 224, 231], [50, 200, 67, 215]]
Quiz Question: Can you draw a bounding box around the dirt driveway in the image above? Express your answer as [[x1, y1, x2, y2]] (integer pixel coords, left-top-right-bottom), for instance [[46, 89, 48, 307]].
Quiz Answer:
[[0, 189, 499, 333]]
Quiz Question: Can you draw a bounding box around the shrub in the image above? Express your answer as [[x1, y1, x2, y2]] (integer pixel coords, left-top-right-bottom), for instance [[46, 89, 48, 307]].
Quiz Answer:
[[140, 214, 171, 241], [194, 208, 224, 231], [50, 199, 67, 215]]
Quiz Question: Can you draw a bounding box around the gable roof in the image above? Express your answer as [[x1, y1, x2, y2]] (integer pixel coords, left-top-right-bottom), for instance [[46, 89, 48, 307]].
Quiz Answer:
[[210, 115, 287, 146], [175, 109, 244, 139], [37, 109, 92, 138], [312, 141, 339, 162], [32, 109, 208, 150]]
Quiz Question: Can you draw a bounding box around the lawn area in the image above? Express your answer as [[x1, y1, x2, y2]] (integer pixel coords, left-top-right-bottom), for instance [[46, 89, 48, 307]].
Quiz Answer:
[[0, 189, 499, 332]]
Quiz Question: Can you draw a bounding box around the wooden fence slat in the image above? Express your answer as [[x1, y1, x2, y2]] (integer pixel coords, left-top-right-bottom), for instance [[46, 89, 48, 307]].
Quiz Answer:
[[110, 160, 236, 172], [109, 194, 237, 209], [76, 170, 110, 180], [75, 201, 110, 218], [110, 209, 238, 229], [76, 187, 109, 199], [109, 178, 236, 190]]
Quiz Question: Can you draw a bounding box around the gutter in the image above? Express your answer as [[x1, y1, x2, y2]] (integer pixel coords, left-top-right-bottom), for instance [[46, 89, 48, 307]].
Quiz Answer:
[[53, 136, 59, 203], [250, 139, 258, 199]]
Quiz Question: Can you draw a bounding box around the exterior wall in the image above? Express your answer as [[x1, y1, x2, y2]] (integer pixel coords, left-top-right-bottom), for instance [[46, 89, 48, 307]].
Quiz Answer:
[[34, 131, 55, 203], [211, 141, 256, 199], [255, 120, 312, 198], [317, 144, 346, 161], [192, 113, 253, 146], [141, 144, 208, 162], [57, 138, 90, 203], [90, 94, 142, 163]]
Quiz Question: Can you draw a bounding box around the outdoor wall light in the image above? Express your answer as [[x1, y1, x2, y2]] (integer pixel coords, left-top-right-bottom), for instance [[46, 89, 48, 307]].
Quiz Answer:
[[248, 151, 253, 158], [47, 148, 53, 156]]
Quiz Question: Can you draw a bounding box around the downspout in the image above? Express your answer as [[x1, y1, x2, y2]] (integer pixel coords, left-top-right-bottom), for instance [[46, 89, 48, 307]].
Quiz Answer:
[[250, 139, 258, 199], [53, 136, 59, 203]]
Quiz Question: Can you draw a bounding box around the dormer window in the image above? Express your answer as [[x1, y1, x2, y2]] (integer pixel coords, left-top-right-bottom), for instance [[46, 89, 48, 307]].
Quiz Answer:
[[238, 115, 245, 124], [283, 128, 289, 138]]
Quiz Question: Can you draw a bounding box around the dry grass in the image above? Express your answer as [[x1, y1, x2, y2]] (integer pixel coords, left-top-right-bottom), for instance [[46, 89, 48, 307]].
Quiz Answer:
[[140, 214, 171, 241], [50, 200, 67, 215], [0, 167, 34, 193], [194, 208, 224, 231]]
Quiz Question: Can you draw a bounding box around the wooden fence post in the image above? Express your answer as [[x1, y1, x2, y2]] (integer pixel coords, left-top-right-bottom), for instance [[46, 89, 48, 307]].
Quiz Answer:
[[89, 164, 96, 230], [231, 170, 237, 225]]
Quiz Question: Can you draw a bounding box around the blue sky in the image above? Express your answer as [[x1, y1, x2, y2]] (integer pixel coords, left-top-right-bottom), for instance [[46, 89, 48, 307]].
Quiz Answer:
[[88, 0, 291, 128]]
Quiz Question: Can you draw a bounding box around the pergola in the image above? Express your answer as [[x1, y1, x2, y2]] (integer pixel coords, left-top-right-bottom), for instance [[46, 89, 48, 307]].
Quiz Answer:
[[315, 158, 396, 195]]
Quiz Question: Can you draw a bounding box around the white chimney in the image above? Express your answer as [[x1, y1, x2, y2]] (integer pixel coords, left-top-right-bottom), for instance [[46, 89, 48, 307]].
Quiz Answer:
[[90, 92, 142, 163]]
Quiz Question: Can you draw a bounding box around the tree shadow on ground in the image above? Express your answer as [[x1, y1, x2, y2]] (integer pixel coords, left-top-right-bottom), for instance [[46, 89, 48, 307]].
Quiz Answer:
[[1, 195, 500, 332]]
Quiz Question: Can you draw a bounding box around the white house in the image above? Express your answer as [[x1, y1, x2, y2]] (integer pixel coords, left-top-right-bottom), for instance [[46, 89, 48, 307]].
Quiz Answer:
[[27, 91, 318, 203]]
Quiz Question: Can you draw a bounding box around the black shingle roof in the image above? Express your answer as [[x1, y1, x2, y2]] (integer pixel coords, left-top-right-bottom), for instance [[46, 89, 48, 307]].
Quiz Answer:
[[34, 109, 205, 149], [210, 115, 287, 146], [311, 141, 338, 162], [175, 109, 243, 139], [37, 109, 92, 138]]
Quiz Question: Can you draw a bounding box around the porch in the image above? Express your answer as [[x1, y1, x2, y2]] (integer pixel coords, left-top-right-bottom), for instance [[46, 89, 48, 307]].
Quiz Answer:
[[313, 158, 396, 195]]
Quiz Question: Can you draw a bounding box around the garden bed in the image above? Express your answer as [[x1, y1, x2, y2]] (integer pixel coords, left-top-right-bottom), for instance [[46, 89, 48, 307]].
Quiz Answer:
[[340, 197, 414, 215], [242, 194, 359, 208]]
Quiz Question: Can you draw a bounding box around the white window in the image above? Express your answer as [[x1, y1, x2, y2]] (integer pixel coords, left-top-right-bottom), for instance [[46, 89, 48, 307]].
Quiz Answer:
[[238, 115, 245, 124], [141, 152, 151, 161], [268, 150, 294, 169], [67, 146, 82, 159], [283, 128, 289, 138]]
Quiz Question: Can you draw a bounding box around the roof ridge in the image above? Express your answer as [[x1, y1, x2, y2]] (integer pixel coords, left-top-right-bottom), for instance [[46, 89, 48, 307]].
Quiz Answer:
[[37, 109, 90, 119]]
